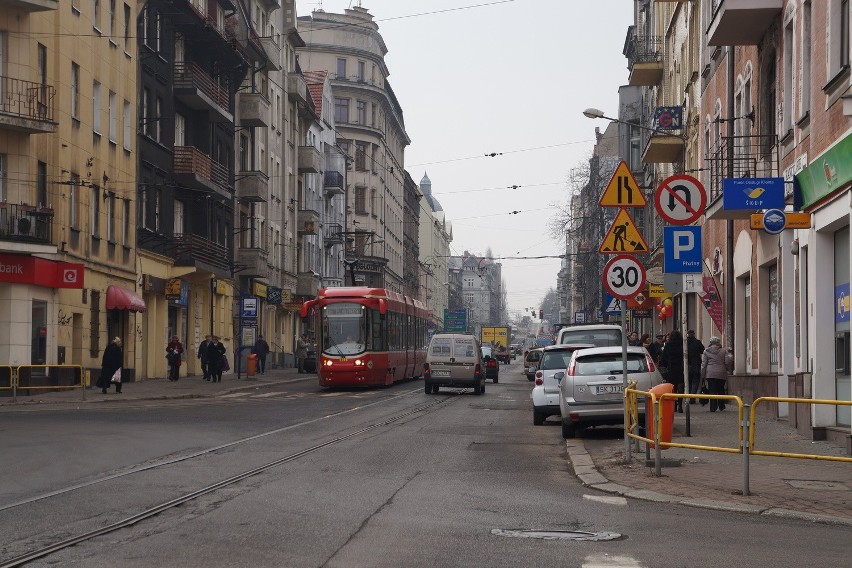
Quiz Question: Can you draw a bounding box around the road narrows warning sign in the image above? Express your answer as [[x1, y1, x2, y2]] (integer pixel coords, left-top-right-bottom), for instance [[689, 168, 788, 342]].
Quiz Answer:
[[599, 161, 647, 208]]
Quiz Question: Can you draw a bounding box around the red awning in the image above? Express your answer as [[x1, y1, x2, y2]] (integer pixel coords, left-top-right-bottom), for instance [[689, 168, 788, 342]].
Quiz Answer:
[[106, 285, 147, 313]]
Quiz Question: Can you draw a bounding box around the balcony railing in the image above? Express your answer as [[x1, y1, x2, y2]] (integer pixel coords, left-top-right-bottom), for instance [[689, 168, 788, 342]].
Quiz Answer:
[[173, 146, 231, 192], [323, 170, 344, 195], [324, 223, 344, 245], [0, 203, 54, 244], [706, 134, 779, 202], [0, 76, 56, 131], [173, 62, 230, 118], [626, 35, 662, 66], [173, 233, 230, 273]]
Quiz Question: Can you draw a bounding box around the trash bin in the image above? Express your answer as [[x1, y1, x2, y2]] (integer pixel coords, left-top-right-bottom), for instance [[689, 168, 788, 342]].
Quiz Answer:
[[246, 354, 258, 377], [646, 382, 675, 449]]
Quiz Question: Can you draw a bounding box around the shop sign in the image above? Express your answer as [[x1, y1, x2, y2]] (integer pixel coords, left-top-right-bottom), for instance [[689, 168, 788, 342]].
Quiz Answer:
[[796, 134, 852, 210], [215, 280, 230, 295], [241, 297, 258, 318], [281, 288, 293, 304], [836, 283, 850, 323], [0, 254, 84, 289], [252, 281, 268, 299], [166, 279, 188, 306], [267, 286, 282, 305]]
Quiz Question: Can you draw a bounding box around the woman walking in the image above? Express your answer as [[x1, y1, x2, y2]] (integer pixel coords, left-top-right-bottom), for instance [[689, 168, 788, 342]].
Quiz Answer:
[[97, 337, 123, 394], [700, 336, 733, 412], [166, 335, 184, 381], [206, 336, 227, 383]]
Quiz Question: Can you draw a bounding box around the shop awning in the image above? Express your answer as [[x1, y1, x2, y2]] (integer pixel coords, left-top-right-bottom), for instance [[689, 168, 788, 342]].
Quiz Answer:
[[106, 285, 147, 312]]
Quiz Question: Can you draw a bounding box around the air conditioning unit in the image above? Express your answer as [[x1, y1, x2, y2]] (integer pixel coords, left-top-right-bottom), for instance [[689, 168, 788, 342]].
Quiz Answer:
[[10, 214, 37, 237]]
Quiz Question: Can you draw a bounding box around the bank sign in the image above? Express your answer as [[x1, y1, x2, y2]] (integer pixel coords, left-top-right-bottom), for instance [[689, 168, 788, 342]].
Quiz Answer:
[[0, 254, 84, 288]]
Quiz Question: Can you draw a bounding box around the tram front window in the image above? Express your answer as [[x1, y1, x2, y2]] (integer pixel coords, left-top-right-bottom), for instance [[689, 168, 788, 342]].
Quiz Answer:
[[322, 303, 367, 356]]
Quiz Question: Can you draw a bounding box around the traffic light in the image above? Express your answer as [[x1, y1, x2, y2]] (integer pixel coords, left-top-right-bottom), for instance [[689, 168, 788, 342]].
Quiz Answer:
[[539, 309, 544, 320]]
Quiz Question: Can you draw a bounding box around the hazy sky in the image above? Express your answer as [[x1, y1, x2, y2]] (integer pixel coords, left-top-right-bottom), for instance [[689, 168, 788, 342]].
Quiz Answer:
[[295, 0, 634, 317]]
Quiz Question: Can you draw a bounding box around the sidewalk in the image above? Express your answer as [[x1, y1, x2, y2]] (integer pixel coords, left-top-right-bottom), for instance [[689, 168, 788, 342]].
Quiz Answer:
[[568, 404, 852, 526], [0, 366, 307, 407]]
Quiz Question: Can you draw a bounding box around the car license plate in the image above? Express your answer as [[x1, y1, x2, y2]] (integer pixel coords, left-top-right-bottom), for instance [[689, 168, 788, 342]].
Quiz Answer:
[[431, 370, 451, 377], [595, 384, 624, 394]]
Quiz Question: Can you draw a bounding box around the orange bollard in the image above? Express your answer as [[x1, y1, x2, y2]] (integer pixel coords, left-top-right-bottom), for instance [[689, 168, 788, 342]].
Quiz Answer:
[[646, 383, 675, 449], [247, 354, 258, 377]]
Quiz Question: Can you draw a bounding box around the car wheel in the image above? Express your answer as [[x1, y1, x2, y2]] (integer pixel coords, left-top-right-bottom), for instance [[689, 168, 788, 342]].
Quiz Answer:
[[424, 383, 432, 394], [561, 420, 576, 439], [493, 376, 499, 384], [432, 385, 439, 394], [476, 380, 484, 395], [533, 411, 544, 426]]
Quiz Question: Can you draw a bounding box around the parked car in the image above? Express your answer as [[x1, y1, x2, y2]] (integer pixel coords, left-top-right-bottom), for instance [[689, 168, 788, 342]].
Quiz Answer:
[[481, 346, 500, 382], [424, 333, 485, 395], [523, 347, 544, 381], [531, 344, 594, 425], [558, 346, 663, 438], [555, 324, 623, 347]]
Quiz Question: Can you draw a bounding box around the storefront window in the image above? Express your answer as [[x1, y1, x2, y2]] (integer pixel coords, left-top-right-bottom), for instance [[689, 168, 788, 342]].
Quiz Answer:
[[834, 227, 850, 426], [31, 300, 47, 368]]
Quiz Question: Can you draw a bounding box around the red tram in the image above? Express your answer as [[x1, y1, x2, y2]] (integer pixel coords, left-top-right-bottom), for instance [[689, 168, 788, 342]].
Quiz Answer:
[[300, 287, 430, 387]]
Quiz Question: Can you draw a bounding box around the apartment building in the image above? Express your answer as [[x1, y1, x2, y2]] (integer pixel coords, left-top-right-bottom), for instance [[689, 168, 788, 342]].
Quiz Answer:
[[616, 0, 851, 447], [296, 6, 410, 292], [417, 172, 452, 330], [0, 1, 139, 379]]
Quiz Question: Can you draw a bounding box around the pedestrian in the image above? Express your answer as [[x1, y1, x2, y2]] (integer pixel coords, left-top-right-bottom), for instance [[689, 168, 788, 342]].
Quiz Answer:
[[686, 330, 705, 403], [628, 331, 641, 346], [197, 334, 212, 381], [640, 333, 651, 350], [97, 337, 123, 394], [253, 334, 270, 375], [296, 334, 308, 373], [700, 336, 733, 412], [206, 335, 226, 382], [166, 335, 184, 381], [660, 330, 685, 412], [647, 333, 665, 366]]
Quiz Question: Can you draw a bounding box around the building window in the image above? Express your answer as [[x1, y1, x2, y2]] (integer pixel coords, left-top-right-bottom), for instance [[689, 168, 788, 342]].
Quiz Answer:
[[370, 187, 377, 217], [140, 188, 148, 230], [174, 112, 185, 146], [842, 0, 850, 68], [371, 103, 377, 127], [70, 173, 80, 229], [107, 192, 115, 241], [782, 19, 793, 135], [154, 97, 163, 142], [123, 3, 130, 50], [336, 57, 346, 79], [357, 61, 365, 82], [123, 199, 130, 245], [801, 1, 811, 117], [355, 141, 367, 171], [357, 100, 367, 124], [239, 134, 249, 171], [92, 81, 102, 135], [761, 55, 777, 154], [154, 189, 161, 232], [71, 62, 80, 120], [72, 0, 80, 13], [108, 0, 116, 41], [827, 0, 850, 84], [123, 100, 131, 151], [0, 154, 5, 202], [92, 0, 101, 31], [174, 199, 184, 235], [37, 161, 48, 207], [334, 97, 350, 124], [354, 186, 366, 214], [108, 91, 117, 143], [91, 185, 100, 237]]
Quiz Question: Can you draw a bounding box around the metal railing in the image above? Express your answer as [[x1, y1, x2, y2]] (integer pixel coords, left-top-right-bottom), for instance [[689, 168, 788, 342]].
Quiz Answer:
[[0, 203, 54, 243], [706, 134, 779, 202], [625, 386, 852, 496], [626, 35, 662, 67], [0, 76, 55, 122], [173, 62, 230, 111], [10, 365, 86, 402], [173, 233, 231, 272], [173, 146, 231, 191]]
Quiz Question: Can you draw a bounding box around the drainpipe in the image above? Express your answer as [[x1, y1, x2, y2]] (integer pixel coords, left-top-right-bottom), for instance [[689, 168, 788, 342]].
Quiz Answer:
[[726, 47, 735, 359]]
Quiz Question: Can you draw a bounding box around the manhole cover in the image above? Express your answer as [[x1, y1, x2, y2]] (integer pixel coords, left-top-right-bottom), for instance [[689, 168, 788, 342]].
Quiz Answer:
[[491, 529, 623, 541], [785, 480, 850, 491]]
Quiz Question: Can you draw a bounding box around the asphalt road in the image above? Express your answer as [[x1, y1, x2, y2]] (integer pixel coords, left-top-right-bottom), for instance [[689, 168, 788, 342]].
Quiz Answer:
[[1, 362, 849, 567]]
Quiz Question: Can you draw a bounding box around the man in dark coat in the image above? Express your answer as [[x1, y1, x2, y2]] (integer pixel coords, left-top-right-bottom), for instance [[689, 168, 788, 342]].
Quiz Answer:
[[660, 330, 685, 412], [197, 335, 212, 381], [206, 336, 227, 383], [647, 334, 665, 365], [253, 335, 270, 375], [686, 330, 705, 403], [97, 337, 123, 394]]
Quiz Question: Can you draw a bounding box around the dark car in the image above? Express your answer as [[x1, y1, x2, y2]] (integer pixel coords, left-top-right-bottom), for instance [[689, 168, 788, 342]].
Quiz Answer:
[[303, 345, 317, 373], [481, 346, 499, 383]]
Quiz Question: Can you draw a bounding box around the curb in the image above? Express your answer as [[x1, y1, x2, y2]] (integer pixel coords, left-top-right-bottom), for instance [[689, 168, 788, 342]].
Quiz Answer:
[[566, 439, 852, 527]]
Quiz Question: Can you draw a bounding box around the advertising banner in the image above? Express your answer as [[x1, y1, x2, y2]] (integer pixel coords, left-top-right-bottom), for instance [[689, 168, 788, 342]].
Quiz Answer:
[[0, 254, 84, 289]]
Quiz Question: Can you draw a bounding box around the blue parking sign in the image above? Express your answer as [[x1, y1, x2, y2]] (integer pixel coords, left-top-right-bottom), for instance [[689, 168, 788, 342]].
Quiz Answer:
[[664, 226, 702, 273]]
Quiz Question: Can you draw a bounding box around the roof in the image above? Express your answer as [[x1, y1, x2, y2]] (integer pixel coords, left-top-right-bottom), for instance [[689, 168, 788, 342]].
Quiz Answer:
[[303, 71, 328, 118]]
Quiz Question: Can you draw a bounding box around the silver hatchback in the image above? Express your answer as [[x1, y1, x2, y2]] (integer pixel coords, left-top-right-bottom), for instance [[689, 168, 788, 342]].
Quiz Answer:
[[558, 346, 663, 438]]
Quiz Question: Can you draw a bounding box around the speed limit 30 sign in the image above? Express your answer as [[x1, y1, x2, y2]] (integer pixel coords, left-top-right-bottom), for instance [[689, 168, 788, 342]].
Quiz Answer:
[[602, 255, 646, 299]]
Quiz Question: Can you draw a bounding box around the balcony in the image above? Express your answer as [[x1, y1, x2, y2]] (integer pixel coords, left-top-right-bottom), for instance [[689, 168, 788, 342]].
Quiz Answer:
[[704, 133, 779, 220], [287, 73, 309, 105], [172, 233, 231, 275], [296, 271, 321, 297], [0, 204, 54, 245], [297, 146, 322, 174], [235, 170, 269, 202], [173, 146, 231, 198], [626, 36, 663, 87], [642, 133, 685, 164], [260, 37, 281, 71], [324, 223, 344, 246], [323, 170, 345, 196], [236, 92, 270, 127], [173, 62, 232, 123], [298, 209, 320, 236], [235, 247, 268, 277], [0, 76, 57, 134], [4, 0, 58, 11], [707, 0, 783, 46]]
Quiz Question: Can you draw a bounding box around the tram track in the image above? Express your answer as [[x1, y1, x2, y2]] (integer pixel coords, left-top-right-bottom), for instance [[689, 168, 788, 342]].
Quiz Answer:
[[0, 388, 469, 567]]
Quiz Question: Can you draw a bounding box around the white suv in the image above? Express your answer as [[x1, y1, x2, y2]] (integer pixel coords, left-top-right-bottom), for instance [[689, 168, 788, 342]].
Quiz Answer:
[[531, 344, 594, 425], [555, 324, 623, 347]]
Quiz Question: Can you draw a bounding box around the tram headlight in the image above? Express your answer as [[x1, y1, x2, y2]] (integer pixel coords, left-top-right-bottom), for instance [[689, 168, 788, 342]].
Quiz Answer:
[[354, 359, 364, 366], [324, 359, 333, 367]]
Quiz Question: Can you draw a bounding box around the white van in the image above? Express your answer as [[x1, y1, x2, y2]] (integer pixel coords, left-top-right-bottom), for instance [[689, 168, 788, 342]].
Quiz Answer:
[[556, 324, 623, 347], [424, 333, 485, 395]]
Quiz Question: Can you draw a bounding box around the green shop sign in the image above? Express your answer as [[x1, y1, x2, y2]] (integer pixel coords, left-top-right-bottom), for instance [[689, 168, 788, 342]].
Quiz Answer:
[[796, 133, 852, 210]]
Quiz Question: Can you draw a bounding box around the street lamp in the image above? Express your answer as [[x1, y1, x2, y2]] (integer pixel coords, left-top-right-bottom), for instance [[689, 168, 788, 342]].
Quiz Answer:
[[582, 107, 685, 139]]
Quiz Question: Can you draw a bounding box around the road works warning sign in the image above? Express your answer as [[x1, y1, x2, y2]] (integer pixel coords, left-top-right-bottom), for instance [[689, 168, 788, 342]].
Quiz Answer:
[[599, 209, 649, 254]]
